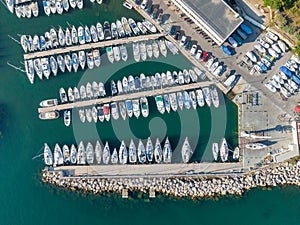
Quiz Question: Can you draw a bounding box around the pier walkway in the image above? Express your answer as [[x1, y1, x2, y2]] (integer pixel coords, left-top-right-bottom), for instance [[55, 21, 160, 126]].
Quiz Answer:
[[23, 33, 165, 60], [53, 162, 243, 178], [127, 0, 230, 94], [38, 81, 213, 113]]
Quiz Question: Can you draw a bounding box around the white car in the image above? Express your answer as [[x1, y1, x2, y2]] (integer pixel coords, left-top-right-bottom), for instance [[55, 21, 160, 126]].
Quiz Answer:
[[264, 81, 276, 93], [179, 35, 186, 46], [140, 0, 148, 9], [228, 37, 238, 47], [195, 49, 202, 59], [190, 44, 197, 56]]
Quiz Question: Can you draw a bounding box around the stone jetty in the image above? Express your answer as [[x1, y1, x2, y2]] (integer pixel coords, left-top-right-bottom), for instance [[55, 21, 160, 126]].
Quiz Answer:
[[42, 162, 300, 199]]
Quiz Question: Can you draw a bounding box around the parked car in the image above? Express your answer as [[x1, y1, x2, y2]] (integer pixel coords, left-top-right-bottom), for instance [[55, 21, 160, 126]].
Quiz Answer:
[[169, 25, 176, 36], [179, 35, 186, 46], [190, 44, 197, 55], [174, 31, 180, 40]]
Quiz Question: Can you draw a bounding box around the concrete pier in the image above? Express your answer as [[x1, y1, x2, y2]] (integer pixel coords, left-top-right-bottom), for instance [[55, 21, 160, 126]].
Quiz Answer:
[[23, 33, 165, 60], [38, 80, 213, 113]]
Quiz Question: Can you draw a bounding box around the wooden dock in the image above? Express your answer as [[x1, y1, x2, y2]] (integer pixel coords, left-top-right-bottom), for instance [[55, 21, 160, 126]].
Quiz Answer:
[[23, 33, 165, 60], [128, 0, 230, 94], [38, 81, 213, 113]]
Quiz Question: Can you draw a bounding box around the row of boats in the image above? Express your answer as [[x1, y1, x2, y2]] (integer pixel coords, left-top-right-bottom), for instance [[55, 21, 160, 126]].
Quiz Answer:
[[13, 1, 39, 18], [154, 86, 219, 114], [78, 97, 149, 123], [212, 138, 239, 162], [43, 137, 193, 166], [42, 0, 83, 16], [20, 17, 157, 53]]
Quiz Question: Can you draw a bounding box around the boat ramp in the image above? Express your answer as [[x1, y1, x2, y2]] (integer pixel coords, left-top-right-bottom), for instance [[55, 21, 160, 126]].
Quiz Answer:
[[38, 80, 213, 113]]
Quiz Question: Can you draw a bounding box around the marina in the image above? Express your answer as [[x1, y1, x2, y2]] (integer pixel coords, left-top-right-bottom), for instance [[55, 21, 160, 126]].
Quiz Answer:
[[38, 80, 213, 113]]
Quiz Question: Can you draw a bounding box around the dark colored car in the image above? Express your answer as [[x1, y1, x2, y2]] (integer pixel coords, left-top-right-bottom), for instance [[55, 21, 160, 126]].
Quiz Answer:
[[169, 25, 176, 36], [174, 31, 180, 40], [184, 40, 191, 50]]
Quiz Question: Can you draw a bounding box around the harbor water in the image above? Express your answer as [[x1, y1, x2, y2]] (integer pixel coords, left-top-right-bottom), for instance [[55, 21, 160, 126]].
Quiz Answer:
[[0, 1, 299, 224]]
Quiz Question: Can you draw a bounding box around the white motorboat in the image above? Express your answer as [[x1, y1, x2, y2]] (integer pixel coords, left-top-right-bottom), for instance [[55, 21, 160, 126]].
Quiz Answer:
[[79, 109, 85, 122], [86, 142, 94, 164], [146, 43, 153, 58], [158, 40, 167, 57], [73, 87, 80, 101], [183, 91, 191, 109], [92, 106, 98, 123], [97, 105, 104, 122], [63, 144, 70, 165], [128, 139, 137, 163], [78, 26, 85, 45], [113, 46, 121, 61], [39, 111, 59, 120], [121, 17, 132, 36], [140, 97, 149, 117], [86, 82, 93, 98], [139, 42, 147, 61], [233, 147, 240, 160], [142, 20, 157, 33], [196, 89, 205, 107], [57, 55, 65, 73], [70, 144, 77, 164], [67, 88, 74, 102], [137, 139, 147, 163], [71, 52, 79, 72], [59, 87, 68, 103], [90, 25, 98, 42], [106, 46, 114, 64], [245, 143, 267, 150], [169, 93, 177, 112], [137, 22, 147, 34], [125, 99, 133, 117], [128, 18, 140, 35], [40, 98, 58, 107], [92, 81, 99, 98], [155, 95, 165, 114], [78, 50, 86, 70], [77, 141, 86, 165], [116, 20, 126, 38], [152, 41, 159, 58], [120, 45, 128, 61], [133, 42, 140, 62], [119, 102, 127, 120], [64, 54, 72, 72], [212, 142, 219, 161], [163, 94, 171, 113], [154, 138, 163, 163], [210, 86, 219, 108], [111, 148, 119, 164], [25, 60, 35, 84], [77, 0, 83, 8], [202, 87, 211, 107], [132, 99, 140, 118], [6, 0, 14, 13], [65, 28, 72, 46], [177, 92, 184, 110], [80, 85, 86, 99], [111, 102, 119, 120], [64, 110, 71, 126], [85, 108, 92, 123], [189, 91, 197, 110], [96, 22, 104, 40], [93, 49, 101, 67], [86, 51, 94, 69]]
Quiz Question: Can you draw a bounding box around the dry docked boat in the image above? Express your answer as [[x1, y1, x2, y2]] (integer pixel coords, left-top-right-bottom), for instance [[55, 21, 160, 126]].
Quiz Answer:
[[245, 143, 267, 150], [233, 147, 239, 160], [154, 138, 163, 163], [182, 137, 192, 163], [119, 140, 128, 164], [44, 143, 53, 166]]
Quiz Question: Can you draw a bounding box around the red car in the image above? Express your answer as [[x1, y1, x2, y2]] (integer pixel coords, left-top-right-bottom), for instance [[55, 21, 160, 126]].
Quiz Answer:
[[201, 51, 208, 62]]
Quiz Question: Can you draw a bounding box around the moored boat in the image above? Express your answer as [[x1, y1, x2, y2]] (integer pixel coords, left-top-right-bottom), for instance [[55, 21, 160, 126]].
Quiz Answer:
[[70, 144, 77, 164], [86, 142, 94, 164], [95, 141, 102, 164], [137, 139, 146, 163], [44, 143, 53, 166], [154, 138, 163, 163], [54, 144, 64, 166], [63, 110, 71, 126], [146, 137, 153, 162], [163, 137, 172, 163], [63, 145, 70, 165], [140, 97, 149, 117], [39, 111, 59, 120], [77, 141, 86, 165], [220, 138, 229, 162], [102, 141, 111, 164], [119, 101, 127, 120], [128, 139, 137, 163], [155, 95, 165, 114], [40, 98, 58, 107], [182, 137, 192, 163], [212, 142, 219, 161], [119, 140, 128, 164]]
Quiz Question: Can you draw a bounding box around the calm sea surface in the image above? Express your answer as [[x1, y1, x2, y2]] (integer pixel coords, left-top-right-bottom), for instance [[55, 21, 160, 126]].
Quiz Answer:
[[0, 1, 299, 224]]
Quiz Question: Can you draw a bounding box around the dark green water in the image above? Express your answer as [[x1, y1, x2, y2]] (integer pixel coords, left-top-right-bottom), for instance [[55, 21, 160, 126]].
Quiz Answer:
[[0, 1, 299, 224]]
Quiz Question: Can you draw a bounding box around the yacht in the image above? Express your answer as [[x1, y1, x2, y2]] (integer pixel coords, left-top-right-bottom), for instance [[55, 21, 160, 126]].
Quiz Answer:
[[63, 145, 70, 165], [90, 25, 98, 42], [64, 54, 72, 72], [163, 137, 172, 163], [113, 46, 121, 61], [132, 99, 140, 118], [128, 139, 137, 163], [86, 82, 93, 98], [233, 147, 240, 160], [70, 144, 77, 164], [103, 21, 112, 40], [165, 40, 178, 55], [116, 20, 126, 38], [25, 60, 34, 84], [155, 95, 165, 114], [154, 138, 163, 163], [79, 109, 85, 122], [63, 0, 69, 11], [73, 87, 80, 101], [69, 0, 76, 8], [85, 108, 92, 123], [111, 80, 118, 96], [77, 141, 86, 165], [212, 142, 219, 161], [86, 51, 94, 69], [111, 22, 118, 39], [56, 1, 63, 15], [57, 55, 65, 73], [71, 52, 79, 72], [119, 140, 128, 164], [96, 22, 104, 41], [125, 100, 133, 117], [32, 1, 39, 17], [106, 46, 114, 63], [92, 81, 99, 98], [97, 105, 104, 122], [78, 26, 85, 45], [54, 144, 64, 166], [158, 40, 167, 57], [92, 106, 98, 123], [177, 92, 184, 110], [183, 69, 190, 84], [111, 148, 118, 164], [39, 111, 59, 120], [41, 57, 51, 79], [58, 27, 65, 47], [163, 94, 171, 113], [93, 49, 101, 67], [140, 97, 149, 117], [84, 25, 92, 43], [133, 42, 140, 62], [119, 102, 127, 120], [142, 20, 157, 33], [210, 86, 219, 108], [40, 98, 58, 107], [128, 75, 135, 92], [117, 80, 123, 94], [78, 50, 86, 70], [169, 93, 177, 112], [189, 69, 198, 82], [182, 137, 192, 163], [189, 91, 197, 110], [196, 89, 205, 107], [140, 73, 146, 89], [202, 87, 211, 107], [111, 102, 119, 120], [95, 141, 102, 164], [44, 143, 53, 166], [99, 82, 106, 97], [103, 103, 111, 121], [71, 26, 78, 44], [120, 45, 128, 61], [121, 17, 132, 36], [80, 85, 86, 99], [59, 88, 68, 103], [146, 137, 153, 162], [86, 142, 94, 164], [64, 110, 71, 126], [146, 43, 153, 58], [65, 28, 72, 46], [128, 18, 140, 36], [139, 42, 147, 61], [183, 91, 191, 109], [137, 139, 147, 163], [224, 75, 236, 88], [152, 41, 159, 58], [220, 138, 229, 162], [137, 22, 147, 34], [6, 0, 14, 13], [178, 71, 184, 85]]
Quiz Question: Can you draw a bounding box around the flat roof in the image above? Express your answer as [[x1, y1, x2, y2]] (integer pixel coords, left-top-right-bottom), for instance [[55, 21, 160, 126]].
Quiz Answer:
[[177, 0, 243, 44]]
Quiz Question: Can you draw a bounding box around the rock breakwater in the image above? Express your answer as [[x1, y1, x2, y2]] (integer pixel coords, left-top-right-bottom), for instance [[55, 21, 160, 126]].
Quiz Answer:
[[42, 162, 300, 198]]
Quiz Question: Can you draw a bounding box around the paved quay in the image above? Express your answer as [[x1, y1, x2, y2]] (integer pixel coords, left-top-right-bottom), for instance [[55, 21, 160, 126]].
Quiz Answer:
[[23, 33, 165, 60], [38, 80, 213, 113]]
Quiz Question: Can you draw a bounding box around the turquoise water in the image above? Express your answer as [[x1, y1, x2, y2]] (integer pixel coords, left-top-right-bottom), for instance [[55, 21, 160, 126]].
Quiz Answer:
[[0, 1, 299, 224]]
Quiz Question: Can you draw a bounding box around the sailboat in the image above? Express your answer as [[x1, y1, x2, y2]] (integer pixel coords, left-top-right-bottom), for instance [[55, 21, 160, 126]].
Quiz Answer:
[[54, 144, 64, 166], [77, 141, 86, 165], [128, 139, 137, 163], [44, 143, 53, 166], [154, 138, 163, 163], [111, 148, 119, 164], [212, 142, 219, 161], [70, 144, 77, 164], [163, 137, 172, 163], [137, 139, 146, 163], [102, 142, 111, 164], [119, 141, 128, 164], [220, 138, 229, 162], [182, 137, 192, 163], [146, 137, 153, 162], [95, 141, 102, 164]]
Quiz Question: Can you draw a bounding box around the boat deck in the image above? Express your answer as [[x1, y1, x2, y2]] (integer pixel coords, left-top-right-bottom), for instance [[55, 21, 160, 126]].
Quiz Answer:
[[23, 33, 165, 60], [38, 81, 213, 113]]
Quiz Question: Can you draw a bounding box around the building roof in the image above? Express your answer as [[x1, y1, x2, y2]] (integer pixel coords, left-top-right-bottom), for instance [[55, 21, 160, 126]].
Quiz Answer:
[[173, 0, 243, 45]]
